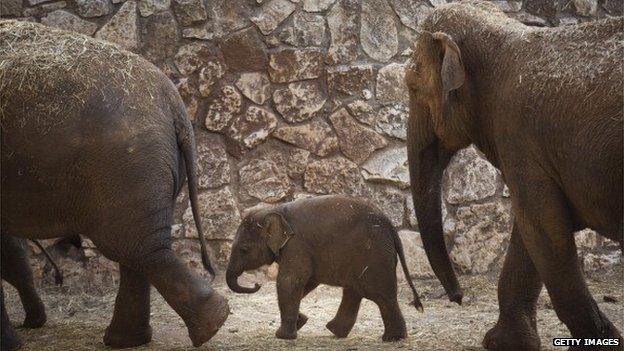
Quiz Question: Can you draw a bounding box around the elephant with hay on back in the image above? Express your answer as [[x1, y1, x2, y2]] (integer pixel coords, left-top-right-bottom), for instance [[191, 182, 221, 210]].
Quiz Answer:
[[0, 20, 228, 350]]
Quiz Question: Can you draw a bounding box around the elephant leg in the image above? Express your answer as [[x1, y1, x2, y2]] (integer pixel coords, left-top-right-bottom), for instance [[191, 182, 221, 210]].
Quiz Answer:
[[136, 247, 229, 348], [297, 281, 318, 331], [1, 284, 22, 351], [373, 296, 407, 342], [275, 275, 309, 340], [103, 265, 152, 348], [1, 235, 46, 329], [511, 177, 623, 347], [483, 223, 543, 351], [326, 287, 362, 338]]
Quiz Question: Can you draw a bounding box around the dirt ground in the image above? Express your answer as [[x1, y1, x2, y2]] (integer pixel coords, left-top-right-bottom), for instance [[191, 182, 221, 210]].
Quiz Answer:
[[4, 272, 624, 351]]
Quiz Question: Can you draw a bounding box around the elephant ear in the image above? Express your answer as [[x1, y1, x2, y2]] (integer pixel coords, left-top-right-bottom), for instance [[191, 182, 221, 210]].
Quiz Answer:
[[432, 32, 465, 120], [262, 212, 294, 257]]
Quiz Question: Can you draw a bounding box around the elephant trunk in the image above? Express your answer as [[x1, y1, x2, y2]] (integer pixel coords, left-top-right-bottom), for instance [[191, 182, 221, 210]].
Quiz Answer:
[[226, 268, 261, 294], [408, 125, 463, 305]]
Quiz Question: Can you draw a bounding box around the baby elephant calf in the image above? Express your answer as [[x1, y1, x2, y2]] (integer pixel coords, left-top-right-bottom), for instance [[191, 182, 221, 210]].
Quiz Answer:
[[226, 195, 422, 341]]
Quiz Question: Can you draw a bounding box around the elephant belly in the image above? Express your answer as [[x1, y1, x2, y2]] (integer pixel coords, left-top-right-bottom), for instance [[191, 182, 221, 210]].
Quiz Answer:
[[1, 175, 86, 239], [562, 172, 623, 241]]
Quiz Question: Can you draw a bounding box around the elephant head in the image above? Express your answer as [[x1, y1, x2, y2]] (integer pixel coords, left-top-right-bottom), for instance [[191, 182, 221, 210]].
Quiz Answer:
[[226, 211, 293, 294], [404, 31, 475, 305]]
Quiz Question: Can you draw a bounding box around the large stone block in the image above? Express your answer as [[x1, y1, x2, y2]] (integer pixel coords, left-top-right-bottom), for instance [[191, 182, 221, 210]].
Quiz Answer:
[[206, 0, 251, 37], [304, 157, 367, 196], [346, 100, 376, 126], [329, 108, 387, 164], [303, 0, 336, 12], [239, 158, 292, 202], [182, 187, 241, 240], [361, 0, 398, 62], [195, 132, 231, 189], [172, 0, 207, 26], [361, 146, 409, 189], [279, 12, 326, 46], [204, 86, 243, 131], [220, 27, 268, 72], [138, 0, 170, 16], [140, 10, 178, 64], [376, 62, 409, 105], [448, 200, 513, 273], [390, 0, 432, 30], [174, 41, 218, 75], [236, 72, 271, 105], [0, 0, 22, 17], [250, 0, 296, 35], [397, 230, 435, 279], [327, 65, 374, 99], [443, 146, 500, 204], [240, 140, 311, 180], [375, 103, 408, 140], [95, 0, 138, 51], [41, 10, 98, 35], [268, 48, 324, 83], [273, 119, 338, 157], [76, 0, 113, 17], [368, 185, 405, 227], [327, 0, 359, 64], [198, 61, 226, 97], [228, 106, 278, 149], [273, 81, 327, 123]]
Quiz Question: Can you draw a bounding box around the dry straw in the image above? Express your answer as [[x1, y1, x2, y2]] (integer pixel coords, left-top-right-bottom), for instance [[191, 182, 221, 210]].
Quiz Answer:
[[0, 20, 163, 131]]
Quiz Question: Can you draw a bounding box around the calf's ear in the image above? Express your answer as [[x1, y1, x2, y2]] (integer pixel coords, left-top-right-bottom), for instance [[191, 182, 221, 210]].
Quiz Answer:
[[262, 213, 290, 257]]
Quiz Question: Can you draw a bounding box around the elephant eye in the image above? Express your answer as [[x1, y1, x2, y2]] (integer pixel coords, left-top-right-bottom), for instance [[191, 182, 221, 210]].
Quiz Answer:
[[240, 246, 250, 254]]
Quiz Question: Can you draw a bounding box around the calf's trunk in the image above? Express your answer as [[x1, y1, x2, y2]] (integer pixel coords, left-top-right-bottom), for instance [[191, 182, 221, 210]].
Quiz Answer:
[[226, 268, 261, 294]]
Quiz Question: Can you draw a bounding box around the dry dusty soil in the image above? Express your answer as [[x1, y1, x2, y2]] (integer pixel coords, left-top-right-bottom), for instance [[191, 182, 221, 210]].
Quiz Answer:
[[4, 273, 624, 351]]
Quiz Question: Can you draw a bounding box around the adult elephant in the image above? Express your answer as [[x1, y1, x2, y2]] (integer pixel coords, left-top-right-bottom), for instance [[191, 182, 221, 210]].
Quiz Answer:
[[405, 2, 622, 350], [0, 20, 228, 350]]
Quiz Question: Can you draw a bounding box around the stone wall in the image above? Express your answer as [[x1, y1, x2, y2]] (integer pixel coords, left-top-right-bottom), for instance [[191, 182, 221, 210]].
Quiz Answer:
[[1, 0, 620, 290]]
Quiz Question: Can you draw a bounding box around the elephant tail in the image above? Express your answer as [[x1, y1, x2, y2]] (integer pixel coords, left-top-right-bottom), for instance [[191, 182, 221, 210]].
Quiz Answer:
[[391, 226, 424, 312], [30, 240, 63, 286], [174, 104, 216, 280]]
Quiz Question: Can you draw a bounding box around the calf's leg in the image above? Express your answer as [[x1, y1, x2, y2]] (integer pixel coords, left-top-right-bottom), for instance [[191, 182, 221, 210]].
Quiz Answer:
[[326, 287, 362, 338], [297, 281, 319, 330], [374, 296, 407, 342]]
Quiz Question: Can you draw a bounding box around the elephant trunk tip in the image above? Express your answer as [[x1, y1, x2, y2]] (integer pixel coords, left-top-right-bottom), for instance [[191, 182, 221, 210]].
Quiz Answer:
[[226, 269, 262, 294]]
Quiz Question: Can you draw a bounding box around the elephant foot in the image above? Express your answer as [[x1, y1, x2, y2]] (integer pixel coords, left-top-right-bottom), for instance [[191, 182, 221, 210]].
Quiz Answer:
[[483, 321, 540, 351], [275, 326, 297, 340], [382, 329, 407, 342], [297, 313, 308, 330], [21, 299, 46, 329], [2, 326, 22, 351], [326, 319, 352, 338], [103, 325, 152, 348], [186, 291, 229, 347], [22, 310, 46, 329]]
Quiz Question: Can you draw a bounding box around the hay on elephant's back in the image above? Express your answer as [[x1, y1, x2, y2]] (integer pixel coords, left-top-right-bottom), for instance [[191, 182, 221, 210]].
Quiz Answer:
[[0, 20, 162, 127]]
